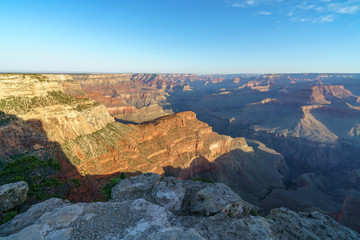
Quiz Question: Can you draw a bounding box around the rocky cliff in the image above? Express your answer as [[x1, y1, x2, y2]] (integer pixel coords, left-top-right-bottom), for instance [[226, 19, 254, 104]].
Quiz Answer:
[[0, 74, 114, 162], [58, 110, 286, 206], [61, 111, 254, 176], [71, 74, 179, 123], [1, 173, 358, 240]]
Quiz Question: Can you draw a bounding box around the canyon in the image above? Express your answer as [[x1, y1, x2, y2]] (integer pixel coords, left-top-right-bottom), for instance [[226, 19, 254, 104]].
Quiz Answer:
[[1, 73, 360, 234], [68, 73, 360, 231]]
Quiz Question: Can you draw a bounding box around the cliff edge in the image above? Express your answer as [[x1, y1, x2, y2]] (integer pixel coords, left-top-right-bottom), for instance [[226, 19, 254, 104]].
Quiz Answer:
[[0, 173, 358, 240]]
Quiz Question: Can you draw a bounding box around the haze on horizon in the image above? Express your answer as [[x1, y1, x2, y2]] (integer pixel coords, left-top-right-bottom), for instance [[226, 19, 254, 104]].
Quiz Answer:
[[1, 0, 360, 74]]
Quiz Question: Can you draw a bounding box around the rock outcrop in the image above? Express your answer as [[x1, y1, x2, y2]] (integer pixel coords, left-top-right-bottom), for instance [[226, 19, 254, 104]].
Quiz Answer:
[[0, 74, 114, 162], [190, 183, 258, 217], [71, 74, 178, 123], [0, 74, 63, 99], [0, 181, 28, 213], [0, 173, 358, 240], [58, 110, 286, 205], [61, 111, 254, 176]]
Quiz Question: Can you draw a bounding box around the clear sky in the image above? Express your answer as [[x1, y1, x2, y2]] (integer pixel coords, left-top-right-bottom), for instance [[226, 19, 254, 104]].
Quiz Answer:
[[1, 0, 359, 74]]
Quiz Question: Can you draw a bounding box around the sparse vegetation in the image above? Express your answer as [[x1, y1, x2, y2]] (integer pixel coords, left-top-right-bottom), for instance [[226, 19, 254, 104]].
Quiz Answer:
[[0, 210, 17, 225], [0, 156, 65, 201], [250, 208, 260, 216], [0, 111, 16, 126], [61, 122, 132, 166], [0, 155, 67, 224], [0, 91, 100, 115], [0, 73, 49, 82], [73, 102, 101, 112], [69, 178, 81, 188]]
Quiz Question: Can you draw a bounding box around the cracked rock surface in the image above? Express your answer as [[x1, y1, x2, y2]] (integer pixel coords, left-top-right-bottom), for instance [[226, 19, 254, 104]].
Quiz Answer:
[[0, 173, 359, 240]]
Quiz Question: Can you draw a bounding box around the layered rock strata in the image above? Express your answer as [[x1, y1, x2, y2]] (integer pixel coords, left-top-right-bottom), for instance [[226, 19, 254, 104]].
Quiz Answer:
[[0, 74, 114, 161]]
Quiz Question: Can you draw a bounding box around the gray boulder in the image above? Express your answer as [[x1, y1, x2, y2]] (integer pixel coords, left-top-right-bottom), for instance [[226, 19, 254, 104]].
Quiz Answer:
[[0, 181, 29, 213], [111, 173, 161, 200], [0, 198, 70, 237], [221, 199, 260, 218], [267, 208, 360, 240], [152, 177, 185, 212], [191, 182, 255, 216], [1, 174, 359, 240]]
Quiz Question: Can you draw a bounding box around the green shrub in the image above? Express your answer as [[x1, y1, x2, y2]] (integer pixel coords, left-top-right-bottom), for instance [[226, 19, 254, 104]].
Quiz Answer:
[[0, 156, 65, 202], [250, 208, 260, 216], [43, 178, 62, 187], [48, 158, 61, 171], [69, 178, 81, 188], [120, 172, 127, 180]]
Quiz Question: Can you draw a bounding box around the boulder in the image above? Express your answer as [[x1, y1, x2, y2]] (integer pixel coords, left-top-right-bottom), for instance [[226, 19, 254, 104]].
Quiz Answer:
[[0, 198, 70, 237], [191, 182, 251, 216], [221, 199, 260, 218], [0, 181, 29, 213], [152, 177, 185, 212], [111, 173, 161, 200], [267, 208, 360, 239], [1, 175, 359, 240]]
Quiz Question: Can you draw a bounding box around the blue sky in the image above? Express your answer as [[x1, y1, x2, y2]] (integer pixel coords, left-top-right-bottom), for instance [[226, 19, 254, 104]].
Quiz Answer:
[[0, 0, 359, 74]]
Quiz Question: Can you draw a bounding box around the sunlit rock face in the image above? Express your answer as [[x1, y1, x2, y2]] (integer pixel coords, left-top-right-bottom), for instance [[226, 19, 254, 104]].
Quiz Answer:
[[61, 111, 255, 176]]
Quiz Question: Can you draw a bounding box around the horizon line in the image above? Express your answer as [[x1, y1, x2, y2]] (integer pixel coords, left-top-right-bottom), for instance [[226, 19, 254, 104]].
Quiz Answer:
[[1, 71, 360, 75]]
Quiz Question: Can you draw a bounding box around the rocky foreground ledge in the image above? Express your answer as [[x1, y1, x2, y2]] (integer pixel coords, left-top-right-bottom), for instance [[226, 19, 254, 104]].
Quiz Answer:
[[0, 173, 359, 240]]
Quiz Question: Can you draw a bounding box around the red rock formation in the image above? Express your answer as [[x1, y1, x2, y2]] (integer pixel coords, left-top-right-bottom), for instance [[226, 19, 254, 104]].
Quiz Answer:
[[62, 111, 252, 177]]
